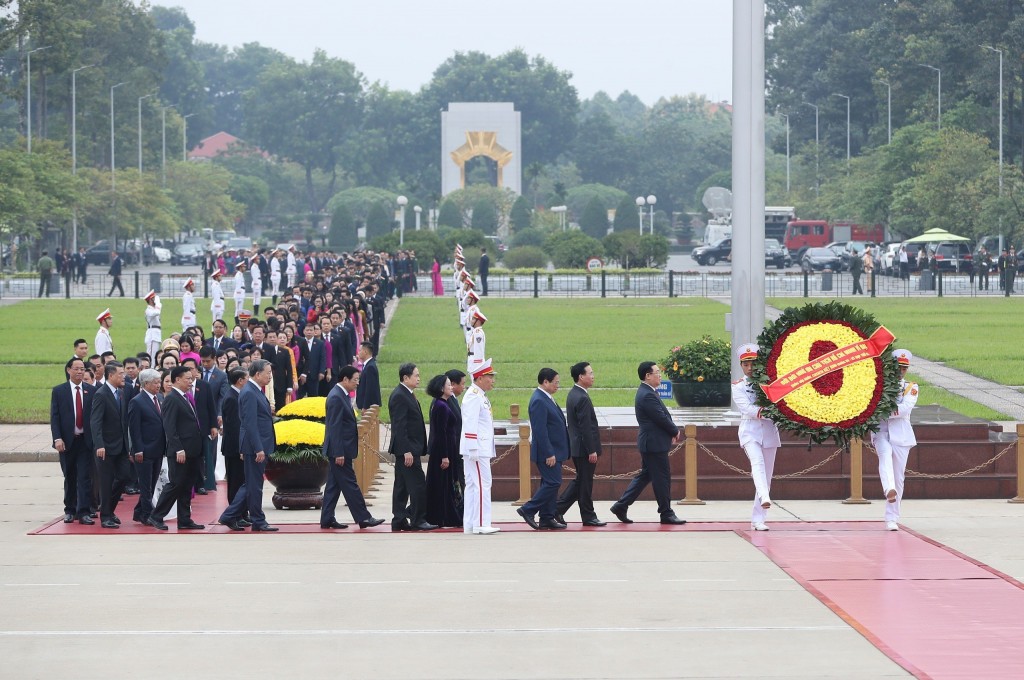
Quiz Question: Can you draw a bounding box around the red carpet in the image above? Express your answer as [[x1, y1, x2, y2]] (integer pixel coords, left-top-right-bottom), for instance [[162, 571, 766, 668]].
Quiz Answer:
[[742, 524, 1024, 679]]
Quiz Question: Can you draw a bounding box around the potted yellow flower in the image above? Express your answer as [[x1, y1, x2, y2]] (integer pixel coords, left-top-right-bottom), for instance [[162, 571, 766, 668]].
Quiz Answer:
[[266, 398, 329, 510], [661, 335, 732, 407]]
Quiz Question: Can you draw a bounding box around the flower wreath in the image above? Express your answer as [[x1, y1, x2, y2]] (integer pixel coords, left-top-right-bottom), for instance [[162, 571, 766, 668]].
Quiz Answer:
[[751, 302, 902, 446]]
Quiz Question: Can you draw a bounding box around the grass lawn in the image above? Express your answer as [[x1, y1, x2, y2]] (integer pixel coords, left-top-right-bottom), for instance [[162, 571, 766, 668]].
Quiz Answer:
[[0, 297, 1012, 423]]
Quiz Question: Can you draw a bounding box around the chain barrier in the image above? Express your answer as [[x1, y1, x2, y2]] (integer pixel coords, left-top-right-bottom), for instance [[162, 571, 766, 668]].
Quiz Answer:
[[570, 440, 686, 480], [864, 440, 1016, 479], [697, 441, 844, 479], [369, 423, 517, 468]]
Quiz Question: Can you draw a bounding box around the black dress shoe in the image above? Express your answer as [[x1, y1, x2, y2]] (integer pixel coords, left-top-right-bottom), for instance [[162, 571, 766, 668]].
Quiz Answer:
[[359, 517, 385, 529], [610, 504, 633, 524], [63, 513, 75, 523], [101, 519, 120, 529], [79, 515, 95, 525], [145, 517, 168, 531], [251, 524, 279, 532], [195, 488, 208, 496], [660, 515, 686, 525], [410, 522, 438, 531], [220, 519, 245, 531], [237, 518, 252, 527], [391, 521, 410, 532], [538, 519, 567, 530], [320, 521, 349, 529], [582, 519, 607, 527], [517, 507, 539, 530], [132, 514, 144, 523], [178, 522, 206, 530], [124, 486, 140, 496], [111, 516, 121, 525], [89, 512, 98, 518], [555, 513, 566, 525]]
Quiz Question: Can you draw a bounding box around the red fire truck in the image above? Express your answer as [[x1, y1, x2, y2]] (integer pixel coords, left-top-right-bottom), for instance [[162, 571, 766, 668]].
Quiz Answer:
[[783, 220, 887, 255]]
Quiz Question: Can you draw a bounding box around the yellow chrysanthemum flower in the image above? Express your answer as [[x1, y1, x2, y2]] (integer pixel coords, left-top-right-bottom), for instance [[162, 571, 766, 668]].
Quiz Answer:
[[275, 397, 327, 420], [273, 419, 326, 448]]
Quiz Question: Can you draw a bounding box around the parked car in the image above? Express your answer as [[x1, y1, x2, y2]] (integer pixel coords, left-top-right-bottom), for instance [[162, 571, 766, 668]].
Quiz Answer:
[[142, 243, 171, 265], [691, 238, 732, 266], [800, 247, 843, 273], [171, 242, 205, 265], [929, 242, 973, 274], [85, 241, 139, 266], [226, 236, 253, 252], [765, 238, 790, 269]]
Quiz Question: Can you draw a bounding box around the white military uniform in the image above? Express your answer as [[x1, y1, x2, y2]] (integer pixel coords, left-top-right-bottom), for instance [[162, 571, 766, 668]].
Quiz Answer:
[[181, 288, 196, 331], [232, 269, 246, 319], [871, 349, 918, 526], [461, 376, 496, 534], [250, 261, 262, 310], [269, 255, 281, 296], [467, 325, 486, 373], [144, 297, 162, 360], [95, 325, 113, 356], [732, 376, 781, 527], [286, 250, 297, 288], [210, 278, 225, 322]]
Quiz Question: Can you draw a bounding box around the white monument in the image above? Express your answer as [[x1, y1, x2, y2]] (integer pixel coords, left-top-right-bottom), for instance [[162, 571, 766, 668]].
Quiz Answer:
[[441, 102, 522, 196]]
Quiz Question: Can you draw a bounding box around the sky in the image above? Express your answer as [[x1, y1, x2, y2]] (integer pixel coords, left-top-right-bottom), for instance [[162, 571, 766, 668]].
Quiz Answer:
[[151, 0, 735, 105]]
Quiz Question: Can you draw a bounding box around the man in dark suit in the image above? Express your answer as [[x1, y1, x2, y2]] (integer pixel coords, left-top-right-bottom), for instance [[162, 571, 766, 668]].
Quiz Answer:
[[181, 357, 220, 494], [355, 342, 380, 409], [149, 366, 206, 531], [296, 321, 326, 398], [218, 359, 278, 531], [267, 328, 293, 409], [90, 361, 131, 528], [108, 251, 124, 297], [388, 363, 436, 532], [478, 247, 490, 296], [445, 369, 466, 422], [204, 319, 238, 353], [127, 369, 165, 524], [50, 358, 96, 523], [610, 361, 685, 525], [220, 369, 248, 507], [320, 366, 384, 530], [556, 362, 606, 526], [517, 368, 569, 530]]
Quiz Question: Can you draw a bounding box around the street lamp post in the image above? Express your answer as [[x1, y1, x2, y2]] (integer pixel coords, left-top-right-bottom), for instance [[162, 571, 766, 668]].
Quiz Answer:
[[832, 93, 850, 170], [413, 205, 422, 231], [110, 82, 126, 190], [634, 196, 645, 233], [70, 64, 95, 253], [780, 113, 790, 192], [182, 113, 195, 161], [397, 195, 408, 246], [161, 104, 175, 187], [646, 194, 656, 234], [981, 45, 1003, 197], [25, 45, 52, 153], [802, 102, 819, 195], [137, 93, 155, 173], [873, 78, 891, 144], [919, 63, 941, 130]]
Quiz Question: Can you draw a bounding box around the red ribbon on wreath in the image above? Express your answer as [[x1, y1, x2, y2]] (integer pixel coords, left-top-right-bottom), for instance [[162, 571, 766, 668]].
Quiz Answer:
[[761, 325, 894, 403]]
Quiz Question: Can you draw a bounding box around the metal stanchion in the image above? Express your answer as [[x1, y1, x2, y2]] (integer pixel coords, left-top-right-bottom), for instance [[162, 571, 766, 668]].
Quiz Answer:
[[1009, 423, 1024, 504], [843, 438, 870, 504], [678, 424, 704, 505], [512, 423, 531, 506]]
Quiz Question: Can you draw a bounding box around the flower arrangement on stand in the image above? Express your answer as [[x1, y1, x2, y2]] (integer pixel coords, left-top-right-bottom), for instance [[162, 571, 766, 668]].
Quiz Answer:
[[661, 335, 732, 407], [267, 397, 329, 510]]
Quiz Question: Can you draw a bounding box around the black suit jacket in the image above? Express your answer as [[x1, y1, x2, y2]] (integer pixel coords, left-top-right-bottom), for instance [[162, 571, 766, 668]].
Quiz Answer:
[[220, 388, 241, 458], [478, 253, 490, 276], [566, 384, 601, 458], [201, 367, 230, 416], [163, 389, 203, 458], [635, 384, 678, 454], [50, 381, 95, 447], [191, 379, 218, 434], [269, 344, 293, 391], [108, 256, 123, 277], [355, 358, 381, 409], [296, 337, 326, 380], [122, 378, 140, 404], [204, 336, 239, 353], [323, 384, 359, 460], [446, 394, 462, 430], [127, 391, 165, 460], [90, 384, 128, 456], [387, 384, 426, 457]]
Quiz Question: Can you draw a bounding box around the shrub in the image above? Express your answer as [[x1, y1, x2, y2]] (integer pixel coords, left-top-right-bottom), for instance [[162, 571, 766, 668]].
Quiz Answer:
[[510, 195, 532, 231], [662, 335, 731, 384], [437, 199, 463, 228], [544, 231, 604, 269], [511, 227, 547, 249], [502, 246, 548, 270], [365, 202, 393, 240], [470, 197, 498, 234], [329, 204, 356, 250], [579, 196, 610, 239]]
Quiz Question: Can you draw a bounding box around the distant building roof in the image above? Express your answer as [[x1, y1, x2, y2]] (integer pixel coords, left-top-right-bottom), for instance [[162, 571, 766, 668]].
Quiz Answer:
[[707, 101, 733, 115], [188, 131, 267, 161]]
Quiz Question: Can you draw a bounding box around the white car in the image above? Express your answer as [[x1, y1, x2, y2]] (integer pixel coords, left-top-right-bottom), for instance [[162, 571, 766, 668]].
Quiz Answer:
[[151, 246, 171, 263]]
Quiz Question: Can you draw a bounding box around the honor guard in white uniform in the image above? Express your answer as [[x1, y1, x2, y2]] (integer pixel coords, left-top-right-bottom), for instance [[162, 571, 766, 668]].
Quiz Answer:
[[286, 245, 297, 288], [871, 349, 918, 531], [731, 343, 781, 531], [180, 278, 197, 331], [209, 270, 225, 323], [249, 254, 262, 316], [232, 261, 247, 322], [143, 290, 162, 360], [460, 359, 500, 535], [464, 289, 480, 343], [269, 250, 282, 301], [466, 308, 487, 373], [95, 308, 114, 355], [459, 276, 475, 331]]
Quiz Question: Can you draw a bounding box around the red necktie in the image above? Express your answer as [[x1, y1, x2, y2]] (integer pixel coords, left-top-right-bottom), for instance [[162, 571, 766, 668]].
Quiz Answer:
[[153, 395, 161, 414], [75, 386, 83, 429]]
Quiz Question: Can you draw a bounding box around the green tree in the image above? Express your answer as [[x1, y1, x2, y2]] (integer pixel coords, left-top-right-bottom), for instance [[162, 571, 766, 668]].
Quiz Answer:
[[572, 108, 635, 186], [365, 202, 392, 241], [637, 234, 669, 267], [470, 197, 498, 234], [544, 231, 604, 269], [326, 187, 397, 226], [578, 197, 610, 239], [502, 246, 548, 269], [329, 204, 356, 250], [603, 231, 642, 267], [164, 162, 243, 232], [510, 194, 532, 232], [437, 199, 463, 228], [511, 227, 547, 248], [401, 230, 448, 266], [566, 183, 629, 217], [229, 174, 269, 229], [612, 194, 640, 233]]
